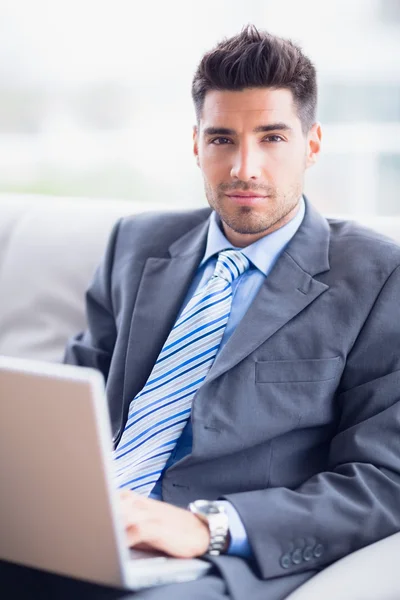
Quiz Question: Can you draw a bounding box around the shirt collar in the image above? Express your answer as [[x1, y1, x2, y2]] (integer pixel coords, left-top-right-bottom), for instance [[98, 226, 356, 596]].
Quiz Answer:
[[201, 196, 305, 276]]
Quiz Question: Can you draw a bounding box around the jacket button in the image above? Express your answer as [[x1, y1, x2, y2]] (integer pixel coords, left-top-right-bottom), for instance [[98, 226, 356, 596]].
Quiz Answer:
[[313, 543, 324, 558], [303, 546, 313, 561], [280, 554, 291, 569], [292, 549, 303, 565]]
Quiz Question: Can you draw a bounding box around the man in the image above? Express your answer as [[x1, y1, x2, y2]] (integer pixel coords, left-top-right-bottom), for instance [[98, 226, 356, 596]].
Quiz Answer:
[[65, 25, 400, 600]]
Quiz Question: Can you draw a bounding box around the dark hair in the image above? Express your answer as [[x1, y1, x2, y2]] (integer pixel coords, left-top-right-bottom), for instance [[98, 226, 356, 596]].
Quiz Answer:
[[192, 25, 317, 132]]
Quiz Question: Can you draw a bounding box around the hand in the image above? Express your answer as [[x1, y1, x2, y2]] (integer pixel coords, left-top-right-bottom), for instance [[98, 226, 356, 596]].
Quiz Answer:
[[118, 490, 210, 558]]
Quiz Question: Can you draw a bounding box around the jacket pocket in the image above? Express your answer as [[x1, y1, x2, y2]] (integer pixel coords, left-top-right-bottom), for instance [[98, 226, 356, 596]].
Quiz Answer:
[[255, 357, 341, 383]]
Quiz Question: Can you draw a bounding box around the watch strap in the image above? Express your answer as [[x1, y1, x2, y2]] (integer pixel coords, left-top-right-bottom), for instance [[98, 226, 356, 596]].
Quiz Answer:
[[188, 500, 230, 556]]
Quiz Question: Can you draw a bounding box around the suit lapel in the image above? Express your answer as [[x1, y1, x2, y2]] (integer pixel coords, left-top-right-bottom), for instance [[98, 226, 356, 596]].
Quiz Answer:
[[205, 252, 328, 384], [122, 218, 210, 406]]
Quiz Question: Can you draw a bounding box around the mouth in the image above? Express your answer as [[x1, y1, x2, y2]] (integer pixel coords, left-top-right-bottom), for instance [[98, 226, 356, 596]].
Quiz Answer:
[[225, 193, 267, 205]]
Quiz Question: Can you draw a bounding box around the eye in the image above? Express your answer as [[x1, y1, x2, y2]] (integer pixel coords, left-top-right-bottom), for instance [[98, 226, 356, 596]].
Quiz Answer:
[[209, 137, 233, 145], [263, 135, 284, 143]]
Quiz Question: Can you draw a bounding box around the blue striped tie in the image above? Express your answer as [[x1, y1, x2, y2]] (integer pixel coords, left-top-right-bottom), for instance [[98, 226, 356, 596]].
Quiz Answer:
[[114, 249, 250, 495]]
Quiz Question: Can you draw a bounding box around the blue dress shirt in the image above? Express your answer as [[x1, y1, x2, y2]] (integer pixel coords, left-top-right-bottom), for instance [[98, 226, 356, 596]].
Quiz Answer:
[[149, 198, 305, 557]]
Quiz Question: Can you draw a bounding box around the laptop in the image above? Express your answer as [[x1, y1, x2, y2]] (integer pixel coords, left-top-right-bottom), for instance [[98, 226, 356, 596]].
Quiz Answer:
[[0, 356, 211, 590]]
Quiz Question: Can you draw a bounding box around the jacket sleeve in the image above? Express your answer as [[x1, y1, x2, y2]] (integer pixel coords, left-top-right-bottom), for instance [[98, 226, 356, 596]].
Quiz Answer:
[[63, 219, 121, 381], [223, 264, 400, 580]]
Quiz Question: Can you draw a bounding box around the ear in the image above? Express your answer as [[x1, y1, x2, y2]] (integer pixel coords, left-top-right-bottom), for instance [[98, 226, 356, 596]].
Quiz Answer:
[[193, 125, 200, 166], [305, 122, 322, 169]]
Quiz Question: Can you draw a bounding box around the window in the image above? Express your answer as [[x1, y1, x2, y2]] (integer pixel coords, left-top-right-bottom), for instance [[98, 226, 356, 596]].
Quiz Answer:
[[0, 0, 399, 216]]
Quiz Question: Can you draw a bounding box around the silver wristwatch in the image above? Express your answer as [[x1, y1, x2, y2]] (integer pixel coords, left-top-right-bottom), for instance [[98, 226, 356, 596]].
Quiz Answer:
[[188, 499, 230, 556]]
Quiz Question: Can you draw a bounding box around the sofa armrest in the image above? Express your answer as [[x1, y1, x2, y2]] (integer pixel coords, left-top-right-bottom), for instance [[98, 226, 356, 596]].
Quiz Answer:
[[286, 532, 400, 600]]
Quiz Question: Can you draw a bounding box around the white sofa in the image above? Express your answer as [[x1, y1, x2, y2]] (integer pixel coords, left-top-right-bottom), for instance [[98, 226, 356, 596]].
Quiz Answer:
[[0, 193, 399, 598]]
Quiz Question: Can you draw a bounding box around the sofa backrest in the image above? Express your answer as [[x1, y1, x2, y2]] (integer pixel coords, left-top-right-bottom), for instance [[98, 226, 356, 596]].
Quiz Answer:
[[0, 195, 172, 361], [0, 193, 399, 362]]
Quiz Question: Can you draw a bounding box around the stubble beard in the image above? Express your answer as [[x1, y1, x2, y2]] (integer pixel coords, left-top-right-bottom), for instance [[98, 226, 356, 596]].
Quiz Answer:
[[204, 181, 303, 236]]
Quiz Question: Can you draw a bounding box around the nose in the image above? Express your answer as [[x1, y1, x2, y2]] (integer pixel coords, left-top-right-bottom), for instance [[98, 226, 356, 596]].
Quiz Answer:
[[230, 143, 262, 181]]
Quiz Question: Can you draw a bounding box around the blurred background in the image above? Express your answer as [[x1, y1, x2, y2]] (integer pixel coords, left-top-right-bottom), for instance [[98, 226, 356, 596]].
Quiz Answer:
[[0, 0, 399, 215]]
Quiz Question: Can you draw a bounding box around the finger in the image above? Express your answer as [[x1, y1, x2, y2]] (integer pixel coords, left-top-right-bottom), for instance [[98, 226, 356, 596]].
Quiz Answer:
[[119, 490, 151, 515], [132, 542, 155, 552], [126, 526, 142, 547]]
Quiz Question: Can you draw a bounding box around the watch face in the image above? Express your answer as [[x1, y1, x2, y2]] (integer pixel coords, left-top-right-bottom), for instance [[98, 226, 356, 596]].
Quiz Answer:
[[193, 500, 221, 515], [207, 505, 220, 514]]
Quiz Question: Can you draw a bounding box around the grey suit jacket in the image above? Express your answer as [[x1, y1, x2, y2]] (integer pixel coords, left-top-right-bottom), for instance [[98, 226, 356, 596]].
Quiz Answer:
[[65, 198, 400, 600]]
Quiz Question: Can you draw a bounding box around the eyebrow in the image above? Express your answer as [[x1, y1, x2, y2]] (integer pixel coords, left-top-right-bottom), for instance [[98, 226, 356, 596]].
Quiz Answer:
[[203, 123, 292, 136]]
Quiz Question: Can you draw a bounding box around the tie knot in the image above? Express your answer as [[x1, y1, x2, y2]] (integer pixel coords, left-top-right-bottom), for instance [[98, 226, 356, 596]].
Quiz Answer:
[[214, 250, 250, 283]]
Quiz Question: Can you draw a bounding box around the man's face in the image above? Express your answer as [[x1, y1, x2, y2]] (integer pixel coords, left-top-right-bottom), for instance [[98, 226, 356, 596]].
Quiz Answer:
[[193, 87, 321, 247]]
